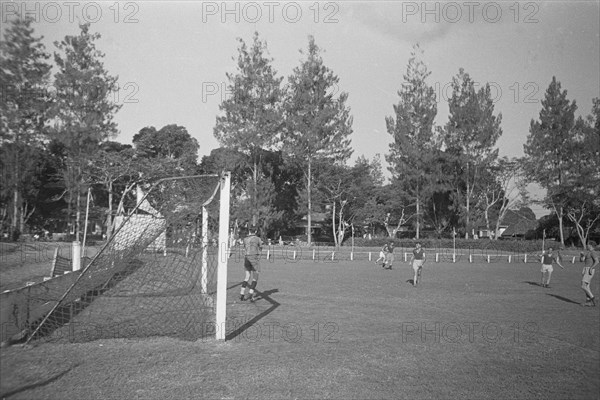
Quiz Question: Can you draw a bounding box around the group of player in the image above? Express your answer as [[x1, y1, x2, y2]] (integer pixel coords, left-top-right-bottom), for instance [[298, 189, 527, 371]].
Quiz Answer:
[[237, 226, 598, 307], [373, 239, 598, 305], [375, 241, 425, 286], [540, 241, 597, 307]]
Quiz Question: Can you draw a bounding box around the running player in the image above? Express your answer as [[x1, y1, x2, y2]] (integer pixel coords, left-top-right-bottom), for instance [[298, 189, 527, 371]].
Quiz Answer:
[[240, 227, 263, 302], [410, 242, 425, 286], [540, 247, 564, 288], [374, 244, 386, 266], [581, 241, 598, 306], [382, 241, 395, 269]]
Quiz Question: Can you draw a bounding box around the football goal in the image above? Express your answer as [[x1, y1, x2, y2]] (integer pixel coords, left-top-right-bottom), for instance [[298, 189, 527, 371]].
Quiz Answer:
[[25, 173, 231, 344]]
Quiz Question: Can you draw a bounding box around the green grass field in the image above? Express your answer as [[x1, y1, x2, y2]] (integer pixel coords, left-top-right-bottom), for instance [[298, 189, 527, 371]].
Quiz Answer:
[[1, 256, 599, 399]]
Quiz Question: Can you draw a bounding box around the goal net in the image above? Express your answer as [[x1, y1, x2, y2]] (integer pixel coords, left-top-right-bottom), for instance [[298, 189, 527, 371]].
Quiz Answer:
[[25, 173, 231, 344]]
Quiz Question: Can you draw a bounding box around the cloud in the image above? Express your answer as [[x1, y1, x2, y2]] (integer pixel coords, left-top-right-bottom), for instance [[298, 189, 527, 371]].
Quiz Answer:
[[341, 3, 460, 44]]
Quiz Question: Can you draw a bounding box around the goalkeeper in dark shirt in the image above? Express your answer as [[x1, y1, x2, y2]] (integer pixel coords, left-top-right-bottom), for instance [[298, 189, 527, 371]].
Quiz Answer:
[[240, 227, 263, 302]]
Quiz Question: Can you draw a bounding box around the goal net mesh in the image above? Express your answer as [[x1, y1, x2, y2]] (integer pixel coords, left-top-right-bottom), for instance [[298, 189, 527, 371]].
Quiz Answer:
[[26, 175, 225, 344]]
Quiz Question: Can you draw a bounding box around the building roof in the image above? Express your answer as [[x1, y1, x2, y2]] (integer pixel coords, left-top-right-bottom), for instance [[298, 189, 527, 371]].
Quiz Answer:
[[500, 209, 538, 237], [297, 212, 327, 228]]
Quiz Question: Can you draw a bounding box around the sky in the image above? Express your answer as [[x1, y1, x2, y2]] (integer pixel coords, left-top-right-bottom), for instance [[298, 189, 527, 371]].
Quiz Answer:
[[2, 0, 599, 218]]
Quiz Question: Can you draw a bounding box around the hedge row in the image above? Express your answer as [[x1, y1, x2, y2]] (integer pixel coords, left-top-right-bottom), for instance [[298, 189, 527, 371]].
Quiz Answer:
[[345, 237, 564, 253]]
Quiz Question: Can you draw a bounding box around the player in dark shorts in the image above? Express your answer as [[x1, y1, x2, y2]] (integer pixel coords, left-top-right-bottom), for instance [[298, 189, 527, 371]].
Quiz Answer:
[[581, 241, 598, 306], [240, 227, 263, 302], [382, 241, 395, 269], [539, 247, 564, 288], [410, 242, 425, 286]]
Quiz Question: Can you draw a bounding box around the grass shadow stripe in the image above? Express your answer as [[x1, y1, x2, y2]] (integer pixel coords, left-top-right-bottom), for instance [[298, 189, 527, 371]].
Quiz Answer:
[[1, 363, 80, 399]]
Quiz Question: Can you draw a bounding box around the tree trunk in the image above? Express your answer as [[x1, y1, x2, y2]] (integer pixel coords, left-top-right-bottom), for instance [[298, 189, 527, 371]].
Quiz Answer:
[[106, 180, 114, 240], [465, 162, 471, 239], [494, 210, 505, 240], [331, 200, 337, 247], [337, 203, 345, 245], [494, 200, 511, 240], [415, 195, 420, 239], [465, 190, 470, 239], [307, 159, 312, 246], [484, 205, 492, 240], [554, 205, 565, 246], [75, 186, 82, 242], [566, 208, 598, 249], [67, 189, 72, 236], [11, 149, 20, 235], [415, 178, 420, 239], [21, 202, 35, 231], [13, 188, 20, 234], [252, 160, 258, 226], [569, 216, 586, 248]]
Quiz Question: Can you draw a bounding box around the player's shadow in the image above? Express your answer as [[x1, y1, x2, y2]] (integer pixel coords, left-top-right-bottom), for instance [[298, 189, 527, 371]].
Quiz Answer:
[[524, 281, 544, 287], [226, 289, 280, 341], [546, 294, 581, 305], [406, 279, 415, 285]]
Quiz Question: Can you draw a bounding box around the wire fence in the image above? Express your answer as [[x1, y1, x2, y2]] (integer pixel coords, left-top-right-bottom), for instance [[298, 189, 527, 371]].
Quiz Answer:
[[227, 244, 587, 265]]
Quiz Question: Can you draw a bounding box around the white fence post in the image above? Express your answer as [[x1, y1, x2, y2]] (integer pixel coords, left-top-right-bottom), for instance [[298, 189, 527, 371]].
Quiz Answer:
[[72, 241, 81, 271]]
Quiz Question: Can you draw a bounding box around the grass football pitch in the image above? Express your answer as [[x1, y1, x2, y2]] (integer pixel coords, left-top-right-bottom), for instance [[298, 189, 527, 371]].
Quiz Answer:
[[1, 256, 599, 399]]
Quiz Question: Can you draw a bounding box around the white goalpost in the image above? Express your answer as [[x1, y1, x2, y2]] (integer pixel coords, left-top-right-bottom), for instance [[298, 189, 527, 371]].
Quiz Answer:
[[216, 172, 231, 340]]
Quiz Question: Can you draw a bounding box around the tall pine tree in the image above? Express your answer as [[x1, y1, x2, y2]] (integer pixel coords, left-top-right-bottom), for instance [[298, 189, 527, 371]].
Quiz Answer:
[[0, 17, 52, 237], [385, 44, 438, 239], [283, 36, 353, 245], [523, 77, 577, 246], [443, 68, 502, 238], [49, 23, 121, 241], [214, 32, 283, 228], [557, 102, 599, 246]]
